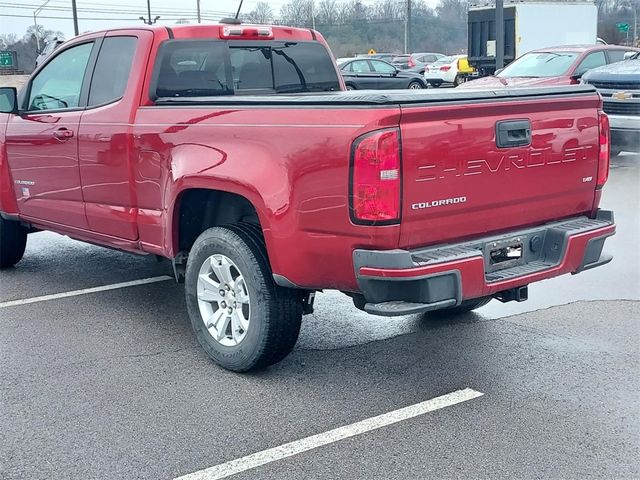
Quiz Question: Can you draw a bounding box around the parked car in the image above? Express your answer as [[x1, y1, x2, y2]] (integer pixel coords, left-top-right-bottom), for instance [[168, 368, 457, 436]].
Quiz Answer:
[[391, 54, 411, 70], [424, 55, 475, 87], [340, 58, 427, 89], [360, 53, 396, 62], [406, 52, 446, 74], [0, 23, 615, 372], [582, 51, 640, 155], [336, 57, 353, 66], [461, 45, 640, 88]]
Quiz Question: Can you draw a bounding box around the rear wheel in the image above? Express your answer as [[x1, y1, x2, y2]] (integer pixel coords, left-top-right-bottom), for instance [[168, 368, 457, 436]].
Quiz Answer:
[[185, 224, 302, 372], [408, 81, 423, 89], [453, 75, 463, 87], [431, 296, 492, 317], [0, 216, 28, 268], [346, 84, 356, 90]]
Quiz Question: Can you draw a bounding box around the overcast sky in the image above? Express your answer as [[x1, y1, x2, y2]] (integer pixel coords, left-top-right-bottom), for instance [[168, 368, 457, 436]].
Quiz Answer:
[[1, 0, 441, 39]]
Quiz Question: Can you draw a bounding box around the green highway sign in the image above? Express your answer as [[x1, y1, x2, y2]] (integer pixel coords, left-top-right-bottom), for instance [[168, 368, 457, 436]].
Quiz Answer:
[[0, 51, 17, 68], [617, 23, 630, 33]]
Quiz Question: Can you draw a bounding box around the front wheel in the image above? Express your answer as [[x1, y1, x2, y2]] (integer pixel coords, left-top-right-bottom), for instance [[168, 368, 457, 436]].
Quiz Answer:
[[408, 81, 424, 89], [185, 224, 302, 372], [0, 216, 28, 268], [346, 84, 356, 90]]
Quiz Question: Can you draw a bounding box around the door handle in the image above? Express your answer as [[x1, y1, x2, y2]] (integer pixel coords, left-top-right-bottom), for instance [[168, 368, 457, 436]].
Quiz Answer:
[[53, 128, 74, 140], [496, 119, 531, 148]]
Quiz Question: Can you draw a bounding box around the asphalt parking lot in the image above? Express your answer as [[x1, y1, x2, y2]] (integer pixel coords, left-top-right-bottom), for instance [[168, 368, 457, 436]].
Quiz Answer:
[[1, 154, 639, 480]]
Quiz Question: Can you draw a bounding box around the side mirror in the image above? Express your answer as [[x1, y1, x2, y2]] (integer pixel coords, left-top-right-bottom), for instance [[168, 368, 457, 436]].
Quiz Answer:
[[571, 73, 583, 81], [624, 51, 637, 60], [0, 87, 18, 114], [494, 68, 504, 76]]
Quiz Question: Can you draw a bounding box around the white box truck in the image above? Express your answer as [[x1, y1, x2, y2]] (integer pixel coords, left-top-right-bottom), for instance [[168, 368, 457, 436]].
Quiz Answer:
[[468, 0, 598, 75]]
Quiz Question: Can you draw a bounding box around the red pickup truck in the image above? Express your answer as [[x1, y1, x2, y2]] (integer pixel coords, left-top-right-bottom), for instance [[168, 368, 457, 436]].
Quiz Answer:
[[0, 23, 615, 371]]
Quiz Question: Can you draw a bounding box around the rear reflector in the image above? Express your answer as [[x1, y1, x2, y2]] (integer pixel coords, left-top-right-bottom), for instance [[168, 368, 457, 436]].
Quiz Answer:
[[350, 128, 401, 224], [220, 26, 274, 39], [597, 110, 610, 189]]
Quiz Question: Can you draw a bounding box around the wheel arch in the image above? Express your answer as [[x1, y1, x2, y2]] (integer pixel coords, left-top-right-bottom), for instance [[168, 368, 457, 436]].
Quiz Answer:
[[166, 182, 289, 279]]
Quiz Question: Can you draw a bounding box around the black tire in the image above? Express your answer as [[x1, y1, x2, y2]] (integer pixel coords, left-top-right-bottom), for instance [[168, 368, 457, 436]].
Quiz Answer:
[[346, 84, 356, 90], [429, 81, 442, 88], [0, 216, 28, 268], [185, 223, 302, 372], [407, 81, 424, 90], [453, 75, 462, 87], [431, 296, 492, 317]]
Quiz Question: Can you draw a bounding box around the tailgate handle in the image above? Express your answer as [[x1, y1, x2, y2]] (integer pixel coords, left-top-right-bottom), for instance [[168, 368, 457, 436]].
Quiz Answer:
[[496, 120, 531, 148]]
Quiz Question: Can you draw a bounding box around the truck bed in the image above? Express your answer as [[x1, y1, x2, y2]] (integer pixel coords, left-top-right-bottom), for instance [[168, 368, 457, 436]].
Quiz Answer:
[[146, 84, 603, 290], [154, 84, 596, 106]]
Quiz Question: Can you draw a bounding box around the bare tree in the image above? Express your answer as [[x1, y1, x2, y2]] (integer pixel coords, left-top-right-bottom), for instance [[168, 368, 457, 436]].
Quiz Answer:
[[317, 0, 339, 24], [372, 0, 403, 20], [280, 0, 313, 26], [246, 1, 275, 24]]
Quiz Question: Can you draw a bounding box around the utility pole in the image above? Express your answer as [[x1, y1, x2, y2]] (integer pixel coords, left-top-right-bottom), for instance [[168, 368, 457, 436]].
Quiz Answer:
[[311, 1, 316, 30], [634, 4, 638, 46], [197, 0, 201, 23], [495, 0, 504, 70], [404, 0, 412, 54], [33, 0, 52, 52], [71, 0, 79, 35]]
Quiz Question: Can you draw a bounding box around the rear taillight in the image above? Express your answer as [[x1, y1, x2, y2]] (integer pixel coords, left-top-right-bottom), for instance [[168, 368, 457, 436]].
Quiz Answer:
[[350, 128, 401, 224], [597, 110, 610, 189], [220, 26, 274, 39], [440, 65, 451, 71], [408, 57, 415, 68]]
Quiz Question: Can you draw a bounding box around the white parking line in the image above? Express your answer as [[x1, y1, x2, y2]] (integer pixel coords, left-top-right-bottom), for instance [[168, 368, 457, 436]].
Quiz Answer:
[[174, 388, 484, 480], [0, 275, 174, 308]]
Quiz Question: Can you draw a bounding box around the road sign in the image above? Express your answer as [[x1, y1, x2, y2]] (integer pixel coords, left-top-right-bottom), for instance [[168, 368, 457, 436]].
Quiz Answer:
[[617, 23, 630, 33], [0, 51, 17, 68], [368, 49, 377, 55]]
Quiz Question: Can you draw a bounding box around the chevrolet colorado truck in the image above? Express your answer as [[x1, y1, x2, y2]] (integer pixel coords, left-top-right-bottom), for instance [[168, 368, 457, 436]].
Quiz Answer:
[[0, 23, 615, 372]]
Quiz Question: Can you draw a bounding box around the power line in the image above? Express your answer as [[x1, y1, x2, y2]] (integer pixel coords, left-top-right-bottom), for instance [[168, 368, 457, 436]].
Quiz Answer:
[[0, 2, 233, 16], [0, 12, 202, 21]]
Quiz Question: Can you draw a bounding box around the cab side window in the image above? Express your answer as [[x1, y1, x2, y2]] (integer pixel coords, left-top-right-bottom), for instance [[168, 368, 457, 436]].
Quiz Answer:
[[28, 42, 94, 111], [575, 51, 606, 77], [88, 37, 137, 106]]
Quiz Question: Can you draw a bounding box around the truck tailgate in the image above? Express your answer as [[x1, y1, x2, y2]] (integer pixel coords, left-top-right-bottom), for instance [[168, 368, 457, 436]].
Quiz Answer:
[[398, 91, 602, 249]]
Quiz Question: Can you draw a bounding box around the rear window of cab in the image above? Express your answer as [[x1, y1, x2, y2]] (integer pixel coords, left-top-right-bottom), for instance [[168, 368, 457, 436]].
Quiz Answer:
[[151, 40, 341, 99]]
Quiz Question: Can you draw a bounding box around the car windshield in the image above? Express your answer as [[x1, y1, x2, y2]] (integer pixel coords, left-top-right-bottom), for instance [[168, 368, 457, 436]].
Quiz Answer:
[[498, 51, 579, 78]]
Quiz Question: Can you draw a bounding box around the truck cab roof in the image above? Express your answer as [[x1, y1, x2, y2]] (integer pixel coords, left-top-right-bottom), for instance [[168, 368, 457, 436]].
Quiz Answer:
[[72, 23, 318, 42]]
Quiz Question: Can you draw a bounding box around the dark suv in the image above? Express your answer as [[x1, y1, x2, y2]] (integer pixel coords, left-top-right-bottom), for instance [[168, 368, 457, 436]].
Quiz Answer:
[[583, 52, 640, 155]]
